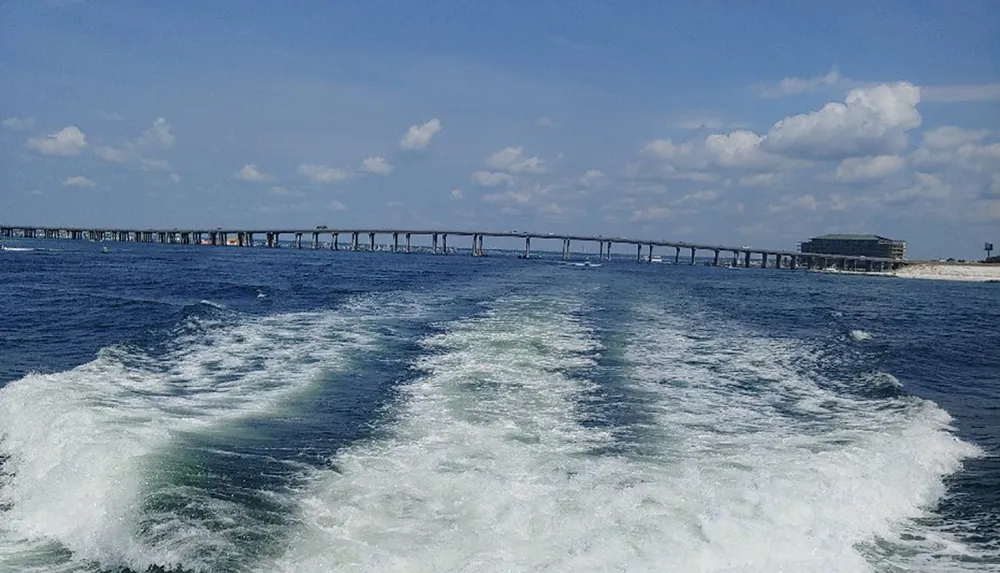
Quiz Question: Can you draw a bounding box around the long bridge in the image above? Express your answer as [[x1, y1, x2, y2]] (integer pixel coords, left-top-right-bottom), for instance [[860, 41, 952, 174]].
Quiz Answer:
[[0, 224, 910, 271]]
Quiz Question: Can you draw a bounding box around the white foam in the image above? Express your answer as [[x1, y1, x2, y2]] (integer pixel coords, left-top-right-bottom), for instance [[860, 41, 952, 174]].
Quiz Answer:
[[0, 295, 422, 572], [618, 303, 984, 572], [850, 329, 874, 341], [268, 294, 985, 573], [269, 295, 639, 572]]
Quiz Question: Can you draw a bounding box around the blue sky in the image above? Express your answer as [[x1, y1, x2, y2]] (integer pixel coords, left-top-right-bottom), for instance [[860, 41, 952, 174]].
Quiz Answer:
[[1, 0, 998, 259]]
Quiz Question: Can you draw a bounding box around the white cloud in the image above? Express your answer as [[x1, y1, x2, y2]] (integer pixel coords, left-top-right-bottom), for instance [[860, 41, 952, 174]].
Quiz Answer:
[[911, 127, 1000, 171], [539, 202, 565, 215], [919, 126, 989, 150], [768, 194, 818, 213], [834, 155, 905, 182], [579, 169, 605, 186], [535, 116, 559, 128], [738, 172, 784, 188], [399, 118, 441, 150], [762, 82, 922, 160], [883, 172, 952, 204], [2, 117, 35, 130], [26, 126, 87, 156], [328, 200, 347, 211], [921, 83, 1000, 103], [359, 156, 394, 175], [139, 157, 172, 171], [753, 68, 844, 97], [298, 164, 352, 184], [471, 171, 514, 187], [138, 117, 174, 149], [235, 163, 268, 182], [485, 146, 545, 173], [482, 190, 532, 204], [94, 146, 130, 163], [630, 206, 672, 222], [675, 190, 719, 204], [62, 175, 96, 187], [450, 188, 464, 200]]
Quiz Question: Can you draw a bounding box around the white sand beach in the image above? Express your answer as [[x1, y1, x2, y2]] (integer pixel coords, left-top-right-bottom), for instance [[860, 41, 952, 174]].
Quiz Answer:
[[894, 263, 1000, 282]]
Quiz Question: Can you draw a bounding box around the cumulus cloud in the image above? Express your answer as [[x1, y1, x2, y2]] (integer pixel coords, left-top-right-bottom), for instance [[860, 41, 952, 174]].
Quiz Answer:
[[26, 126, 87, 156], [834, 155, 905, 183], [762, 83, 922, 160], [359, 156, 394, 175], [485, 146, 545, 173], [471, 171, 514, 187], [138, 117, 174, 149], [450, 188, 464, 200], [399, 118, 441, 150], [298, 164, 351, 184], [2, 117, 35, 130], [883, 172, 952, 204], [235, 163, 268, 182], [328, 200, 347, 211], [911, 126, 1000, 171], [62, 175, 96, 187]]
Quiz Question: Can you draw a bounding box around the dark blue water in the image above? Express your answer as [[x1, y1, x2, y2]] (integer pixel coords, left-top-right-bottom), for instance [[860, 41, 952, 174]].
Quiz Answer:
[[1, 238, 997, 572]]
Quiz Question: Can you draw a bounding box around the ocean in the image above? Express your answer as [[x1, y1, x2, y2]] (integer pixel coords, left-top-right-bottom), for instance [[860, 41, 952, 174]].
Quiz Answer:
[[0, 238, 997, 573]]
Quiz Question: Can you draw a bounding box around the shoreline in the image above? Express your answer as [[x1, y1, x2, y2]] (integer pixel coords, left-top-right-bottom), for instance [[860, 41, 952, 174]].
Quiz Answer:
[[816, 263, 1000, 283]]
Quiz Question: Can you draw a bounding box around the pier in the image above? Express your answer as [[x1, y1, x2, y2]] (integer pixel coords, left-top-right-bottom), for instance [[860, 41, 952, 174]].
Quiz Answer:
[[0, 225, 911, 272]]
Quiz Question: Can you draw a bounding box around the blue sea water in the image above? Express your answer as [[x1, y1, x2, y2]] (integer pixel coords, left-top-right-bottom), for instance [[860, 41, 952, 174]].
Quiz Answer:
[[0, 238, 997, 573]]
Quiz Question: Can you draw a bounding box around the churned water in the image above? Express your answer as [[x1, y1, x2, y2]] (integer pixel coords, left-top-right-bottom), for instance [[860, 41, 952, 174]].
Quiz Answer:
[[0, 239, 997, 572]]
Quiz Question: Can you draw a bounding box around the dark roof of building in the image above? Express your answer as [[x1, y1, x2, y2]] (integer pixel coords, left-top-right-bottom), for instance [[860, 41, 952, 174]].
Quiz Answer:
[[808, 234, 900, 242]]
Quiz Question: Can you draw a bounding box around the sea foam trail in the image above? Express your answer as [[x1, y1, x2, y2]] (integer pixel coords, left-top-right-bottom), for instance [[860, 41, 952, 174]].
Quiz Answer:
[[620, 303, 985, 572], [0, 296, 418, 573], [269, 294, 655, 572]]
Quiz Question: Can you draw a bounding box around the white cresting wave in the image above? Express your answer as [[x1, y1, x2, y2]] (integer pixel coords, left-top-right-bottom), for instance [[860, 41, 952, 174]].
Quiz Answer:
[[267, 292, 986, 573], [0, 295, 424, 573]]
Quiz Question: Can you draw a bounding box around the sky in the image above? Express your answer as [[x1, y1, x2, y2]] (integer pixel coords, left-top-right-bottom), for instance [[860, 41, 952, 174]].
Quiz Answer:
[[1, 0, 998, 259]]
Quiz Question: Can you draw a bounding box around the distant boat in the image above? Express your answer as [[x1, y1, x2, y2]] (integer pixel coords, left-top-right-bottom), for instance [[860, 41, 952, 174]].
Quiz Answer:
[[101, 246, 110, 254]]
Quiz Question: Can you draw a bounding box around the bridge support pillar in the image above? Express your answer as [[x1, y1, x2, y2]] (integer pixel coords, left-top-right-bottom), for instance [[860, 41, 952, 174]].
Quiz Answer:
[[432, 233, 438, 254], [647, 244, 653, 263], [689, 247, 696, 265], [369, 233, 375, 252], [393, 232, 399, 253], [744, 251, 751, 268], [636, 243, 642, 263], [523, 236, 531, 258], [406, 233, 411, 253], [442, 234, 448, 254], [563, 238, 571, 260], [761, 253, 768, 269], [674, 246, 680, 264], [312, 232, 319, 249], [713, 250, 720, 266], [295, 233, 302, 249], [351, 232, 359, 251]]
